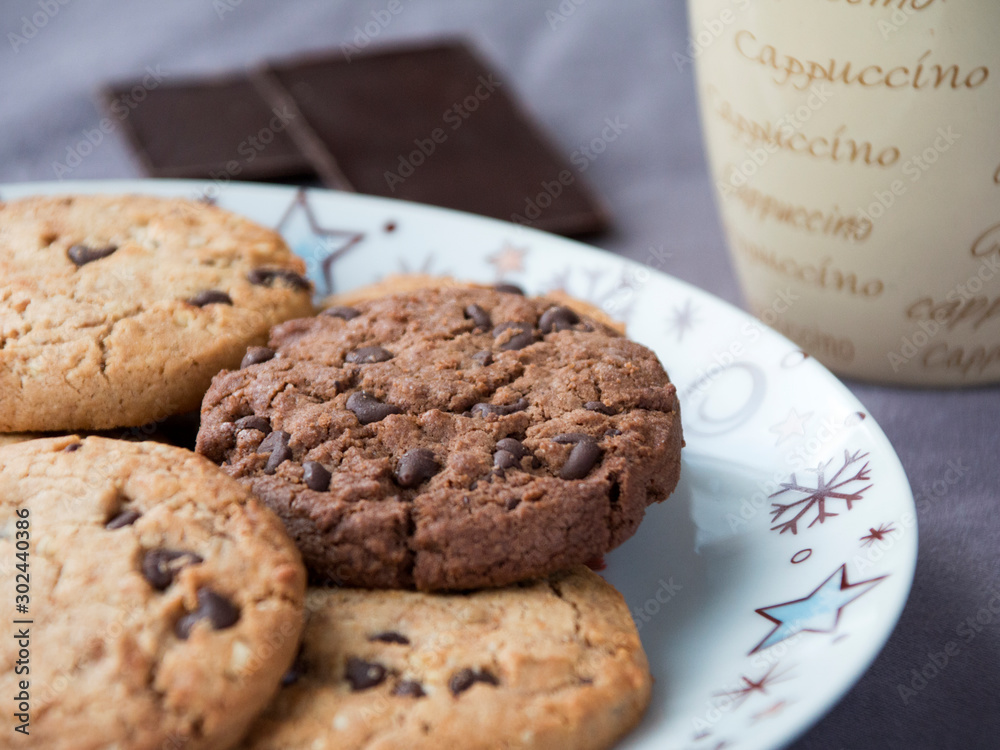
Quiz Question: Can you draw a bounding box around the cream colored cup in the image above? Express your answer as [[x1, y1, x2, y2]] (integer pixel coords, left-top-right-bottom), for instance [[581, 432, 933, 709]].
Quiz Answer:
[[688, 0, 1000, 385]]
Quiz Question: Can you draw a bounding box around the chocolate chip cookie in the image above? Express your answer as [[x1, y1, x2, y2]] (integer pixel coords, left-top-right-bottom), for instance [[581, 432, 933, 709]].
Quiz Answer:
[[0, 194, 315, 432], [197, 286, 682, 590], [0, 436, 307, 749], [242, 566, 651, 750]]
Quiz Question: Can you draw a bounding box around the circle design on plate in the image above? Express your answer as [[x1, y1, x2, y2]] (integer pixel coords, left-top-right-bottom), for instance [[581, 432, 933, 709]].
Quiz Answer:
[[781, 349, 811, 368], [683, 362, 767, 437], [791, 549, 813, 564], [844, 411, 867, 426]]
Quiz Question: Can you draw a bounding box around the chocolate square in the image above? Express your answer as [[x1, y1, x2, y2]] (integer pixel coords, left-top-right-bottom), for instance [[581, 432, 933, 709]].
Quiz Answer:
[[102, 41, 608, 235], [102, 73, 315, 181], [258, 41, 608, 234]]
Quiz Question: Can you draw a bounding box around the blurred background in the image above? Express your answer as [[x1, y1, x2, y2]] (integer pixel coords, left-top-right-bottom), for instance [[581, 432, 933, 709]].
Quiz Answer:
[[1, 2, 997, 748]]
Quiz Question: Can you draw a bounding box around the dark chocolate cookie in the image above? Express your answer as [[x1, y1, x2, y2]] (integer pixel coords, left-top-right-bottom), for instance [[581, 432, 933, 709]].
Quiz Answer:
[[196, 286, 682, 590]]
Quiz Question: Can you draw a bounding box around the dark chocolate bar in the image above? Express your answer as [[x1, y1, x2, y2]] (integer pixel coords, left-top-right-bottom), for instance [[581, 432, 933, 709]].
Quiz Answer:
[[102, 73, 314, 181], [257, 41, 608, 234]]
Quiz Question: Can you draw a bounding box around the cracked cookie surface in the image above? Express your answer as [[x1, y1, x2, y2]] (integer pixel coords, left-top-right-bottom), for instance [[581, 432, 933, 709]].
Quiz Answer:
[[0, 194, 315, 431], [241, 566, 651, 750], [196, 286, 682, 590], [0, 436, 307, 750]]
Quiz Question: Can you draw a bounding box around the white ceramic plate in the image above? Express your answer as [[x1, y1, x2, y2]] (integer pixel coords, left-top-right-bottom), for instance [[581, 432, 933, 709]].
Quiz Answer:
[[3, 180, 917, 750]]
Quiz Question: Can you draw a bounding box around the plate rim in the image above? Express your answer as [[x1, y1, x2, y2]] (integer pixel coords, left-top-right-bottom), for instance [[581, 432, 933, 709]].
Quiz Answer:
[[1, 177, 918, 750]]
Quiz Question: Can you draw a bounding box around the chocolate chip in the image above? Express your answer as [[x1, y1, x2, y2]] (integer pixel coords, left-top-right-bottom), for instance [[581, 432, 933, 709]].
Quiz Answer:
[[258, 430, 291, 474], [505, 497, 521, 511], [345, 657, 387, 691], [395, 448, 439, 488], [347, 391, 402, 424], [265, 443, 292, 474], [323, 306, 361, 320], [106, 509, 140, 529], [604, 428, 622, 437], [471, 398, 528, 418], [63, 443, 81, 452], [393, 680, 425, 698], [493, 321, 536, 351], [68, 244, 117, 266], [176, 588, 240, 639], [539, 306, 580, 333], [247, 268, 311, 291], [187, 290, 233, 307], [495, 438, 528, 458], [370, 631, 410, 645], [449, 668, 499, 695], [560, 437, 603, 480], [584, 401, 615, 415], [235, 415, 271, 434], [302, 461, 331, 491], [258, 429, 290, 453], [472, 350, 493, 366], [142, 548, 203, 590], [241, 346, 275, 368], [552, 433, 591, 444], [493, 449, 519, 470], [346, 345, 394, 364], [493, 283, 525, 295], [464, 304, 491, 330]]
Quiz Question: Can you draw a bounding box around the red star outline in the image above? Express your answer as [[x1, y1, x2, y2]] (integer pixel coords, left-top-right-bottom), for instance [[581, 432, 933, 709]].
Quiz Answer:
[[750, 564, 887, 654]]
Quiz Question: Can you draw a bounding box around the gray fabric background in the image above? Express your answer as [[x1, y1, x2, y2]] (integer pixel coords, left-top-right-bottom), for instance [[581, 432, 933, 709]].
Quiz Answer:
[[1, 1, 997, 747]]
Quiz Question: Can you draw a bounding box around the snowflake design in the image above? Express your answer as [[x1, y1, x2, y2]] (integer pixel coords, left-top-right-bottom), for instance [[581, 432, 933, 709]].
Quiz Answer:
[[860, 523, 896, 547], [769, 450, 873, 535], [397, 253, 448, 276]]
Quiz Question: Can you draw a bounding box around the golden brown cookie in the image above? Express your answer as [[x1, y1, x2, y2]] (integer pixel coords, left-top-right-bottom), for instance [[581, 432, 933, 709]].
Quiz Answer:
[[0, 436, 307, 749], [0, 194, 315, 431], [242, 566, 651, 750]]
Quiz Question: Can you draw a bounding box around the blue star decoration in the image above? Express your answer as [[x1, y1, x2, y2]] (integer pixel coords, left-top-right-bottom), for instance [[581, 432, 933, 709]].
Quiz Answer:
[[749, 564, 887, 654]]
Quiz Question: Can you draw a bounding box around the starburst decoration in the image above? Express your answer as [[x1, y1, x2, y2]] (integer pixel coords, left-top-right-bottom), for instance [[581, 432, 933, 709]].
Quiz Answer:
[[713, 663, 792, 709], [768, 408, 813, 446], [544, 265, 641, 321], [397, 253, 447, 275], [750, 700, 790, 724], [769, 450, 873, 535], [666, 299, 699, 343], [860, 523, 897, 548], [487, 243, 527, 277]]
